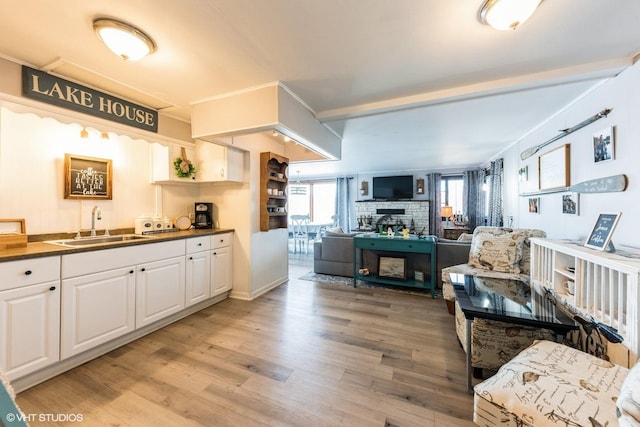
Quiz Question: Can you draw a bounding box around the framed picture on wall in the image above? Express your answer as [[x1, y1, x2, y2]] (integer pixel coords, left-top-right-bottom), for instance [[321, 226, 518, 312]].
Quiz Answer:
[[528, 197, 540, 214], [562, 192, 579, 215], [593, 126, 615, 163], [64, 154, 113, 200]]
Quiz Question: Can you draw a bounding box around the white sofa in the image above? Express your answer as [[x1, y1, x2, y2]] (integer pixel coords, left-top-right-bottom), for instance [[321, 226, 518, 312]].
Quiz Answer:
[[474, 339, 640, 427]]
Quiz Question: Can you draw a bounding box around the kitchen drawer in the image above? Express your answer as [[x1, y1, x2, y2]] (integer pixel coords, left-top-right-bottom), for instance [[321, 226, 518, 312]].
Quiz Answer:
[[211, 232, 232, 249], [0, 256, 60, 291], [186, 236, 211, 253]]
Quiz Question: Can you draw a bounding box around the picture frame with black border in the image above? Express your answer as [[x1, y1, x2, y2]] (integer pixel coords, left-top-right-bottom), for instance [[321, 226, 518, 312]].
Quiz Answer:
[[584, 212, 621, 251], [378, 256, 407, 280]]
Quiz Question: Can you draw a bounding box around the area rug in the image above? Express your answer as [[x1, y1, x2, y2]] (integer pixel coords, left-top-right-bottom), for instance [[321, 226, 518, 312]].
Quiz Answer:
[[298, 271, 442, 298]]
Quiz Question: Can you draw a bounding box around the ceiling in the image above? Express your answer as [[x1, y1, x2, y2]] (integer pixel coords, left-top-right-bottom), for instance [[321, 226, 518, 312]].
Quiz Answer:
[[1, 1, 639, 177]]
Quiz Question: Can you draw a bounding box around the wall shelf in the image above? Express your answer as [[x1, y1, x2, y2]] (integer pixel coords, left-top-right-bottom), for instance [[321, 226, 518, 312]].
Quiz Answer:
[[260, 152, 289, 231]]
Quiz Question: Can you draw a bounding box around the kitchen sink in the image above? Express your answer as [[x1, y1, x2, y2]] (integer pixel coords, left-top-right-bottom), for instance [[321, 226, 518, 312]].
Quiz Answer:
[[44, 234, 154, 247]]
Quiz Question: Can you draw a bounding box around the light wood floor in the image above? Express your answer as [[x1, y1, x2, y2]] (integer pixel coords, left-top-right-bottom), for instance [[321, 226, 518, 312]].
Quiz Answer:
[[16, 257, 475, 427]]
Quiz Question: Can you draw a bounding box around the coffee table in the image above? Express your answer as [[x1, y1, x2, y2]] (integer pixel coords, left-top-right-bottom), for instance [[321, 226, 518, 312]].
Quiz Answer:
[[450, 273, 578, 392]]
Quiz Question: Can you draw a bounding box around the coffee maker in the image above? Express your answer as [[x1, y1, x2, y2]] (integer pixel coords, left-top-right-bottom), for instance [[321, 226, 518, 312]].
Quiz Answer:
[[194, 202, 213, 229]]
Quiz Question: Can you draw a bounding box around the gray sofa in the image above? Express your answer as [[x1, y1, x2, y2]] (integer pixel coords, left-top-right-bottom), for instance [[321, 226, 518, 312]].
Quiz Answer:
[[313, 232, 472, 282], [436, 237, 472, 289], [313, 234, 357, 277]]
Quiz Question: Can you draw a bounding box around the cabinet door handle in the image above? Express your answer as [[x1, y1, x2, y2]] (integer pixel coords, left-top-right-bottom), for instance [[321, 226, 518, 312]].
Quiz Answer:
[[49, 286, 56, 291], [189, 256, 193, 260], [129, 270, 134, 274], [197, 243, 202, 246], [213, 252, 217, 255], [25, 270, 32, 275], [140, 267, 146, 272]]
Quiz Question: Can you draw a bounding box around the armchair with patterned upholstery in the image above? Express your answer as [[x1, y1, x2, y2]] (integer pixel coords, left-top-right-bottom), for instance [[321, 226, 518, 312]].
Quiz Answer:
[[441, 226, 556, 377]]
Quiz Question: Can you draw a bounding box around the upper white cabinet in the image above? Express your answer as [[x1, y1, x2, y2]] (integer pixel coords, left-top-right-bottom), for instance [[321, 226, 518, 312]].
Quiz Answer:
[[150, 142, 197, 184], [195, 140, 245, 183]]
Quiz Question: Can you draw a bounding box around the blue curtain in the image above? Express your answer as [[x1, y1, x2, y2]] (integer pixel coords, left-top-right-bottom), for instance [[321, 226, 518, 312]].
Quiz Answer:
[[463, 168, 484, 230], [487, 159, 504, 227], [426, 173, 442, 236], [335, 177, 352, 232]]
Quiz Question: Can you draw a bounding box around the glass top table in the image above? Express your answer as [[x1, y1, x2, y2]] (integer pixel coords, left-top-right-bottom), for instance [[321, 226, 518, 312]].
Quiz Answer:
[[450, 273, 578, 391]]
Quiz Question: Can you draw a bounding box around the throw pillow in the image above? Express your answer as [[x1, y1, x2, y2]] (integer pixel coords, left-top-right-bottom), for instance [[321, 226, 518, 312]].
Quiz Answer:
[[325, 226, 344, 234], [468, 231, 524, 273], [457, 233, 473, 242]]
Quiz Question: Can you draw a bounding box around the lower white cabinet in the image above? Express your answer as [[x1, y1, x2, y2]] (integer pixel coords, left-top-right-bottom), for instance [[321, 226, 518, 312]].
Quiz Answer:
[[136, 256, 186, 328], [61, 267, 136, 359], [185, 236, 211, 306], [0, 281, 60, 379], [0, 255, 60, 380], [211, 233, 233, 297]]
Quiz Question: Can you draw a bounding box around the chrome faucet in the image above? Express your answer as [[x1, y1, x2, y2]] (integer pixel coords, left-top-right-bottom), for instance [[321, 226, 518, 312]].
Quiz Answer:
[[91, 206, 102, 237]]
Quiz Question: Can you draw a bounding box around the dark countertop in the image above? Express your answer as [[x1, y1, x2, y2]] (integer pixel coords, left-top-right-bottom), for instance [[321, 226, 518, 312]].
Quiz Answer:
[[0, 228, 234, 262]]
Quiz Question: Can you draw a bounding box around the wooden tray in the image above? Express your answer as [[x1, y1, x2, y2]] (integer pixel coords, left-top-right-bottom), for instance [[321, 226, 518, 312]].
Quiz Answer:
[[0, 219, 27, 249]]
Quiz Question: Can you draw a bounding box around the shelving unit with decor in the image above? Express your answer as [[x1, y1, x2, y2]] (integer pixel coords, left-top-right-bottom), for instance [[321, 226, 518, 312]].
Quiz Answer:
[[530, 238, 640, 364], [260, 152, 289, 231]]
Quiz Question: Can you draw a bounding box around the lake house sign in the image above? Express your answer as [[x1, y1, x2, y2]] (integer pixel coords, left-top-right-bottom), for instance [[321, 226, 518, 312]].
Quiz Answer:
[[21, 66, 158, 132]]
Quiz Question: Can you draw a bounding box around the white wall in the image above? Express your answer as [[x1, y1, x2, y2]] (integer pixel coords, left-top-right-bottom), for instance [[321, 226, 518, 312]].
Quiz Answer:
[[503, 61, 640, 248], [199, 133, 290, 300]]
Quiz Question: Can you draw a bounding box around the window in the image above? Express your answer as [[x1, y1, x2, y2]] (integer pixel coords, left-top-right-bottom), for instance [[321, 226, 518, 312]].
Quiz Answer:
[[440, 176, 464, 216], [288, 180, 336, 224]]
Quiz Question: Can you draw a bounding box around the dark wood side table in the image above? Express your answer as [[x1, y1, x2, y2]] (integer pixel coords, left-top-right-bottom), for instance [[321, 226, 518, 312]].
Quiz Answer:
[[442, 227, 470, 240], [450, 273, 578, 393]]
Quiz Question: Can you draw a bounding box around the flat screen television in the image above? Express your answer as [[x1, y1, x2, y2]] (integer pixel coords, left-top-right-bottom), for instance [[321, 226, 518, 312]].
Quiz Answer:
[[372, 175, 413, 200]]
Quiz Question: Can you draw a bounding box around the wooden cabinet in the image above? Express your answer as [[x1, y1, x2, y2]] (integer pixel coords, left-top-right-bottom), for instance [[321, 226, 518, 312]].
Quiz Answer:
[[195, 140, 245, 182], [0, 256, 60, 379], [135, 256, 186, 328], [260, 152, 289, 231], [443, 227, 470, 240], [185, 236, 211, 306], [211, 233, 233, 297], [61, 266, 136, 359]]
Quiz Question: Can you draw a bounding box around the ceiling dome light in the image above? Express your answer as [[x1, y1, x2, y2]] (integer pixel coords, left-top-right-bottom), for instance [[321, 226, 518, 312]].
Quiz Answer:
[[93, 18, 156, 61], [479, 0, 543, 31]]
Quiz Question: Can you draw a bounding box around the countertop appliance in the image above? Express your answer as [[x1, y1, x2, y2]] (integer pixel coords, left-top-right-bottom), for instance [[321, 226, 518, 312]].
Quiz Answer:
[[135, 216, 153, 234], [194, 202, 213, 229]]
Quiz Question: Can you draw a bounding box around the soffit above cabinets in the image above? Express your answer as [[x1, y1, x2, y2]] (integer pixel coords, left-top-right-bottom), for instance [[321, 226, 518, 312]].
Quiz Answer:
[[190, 82, 341, 162]]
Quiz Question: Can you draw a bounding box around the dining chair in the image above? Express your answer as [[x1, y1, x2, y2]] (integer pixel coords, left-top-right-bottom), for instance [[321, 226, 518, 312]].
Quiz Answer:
[[290, 214, 311, 254]]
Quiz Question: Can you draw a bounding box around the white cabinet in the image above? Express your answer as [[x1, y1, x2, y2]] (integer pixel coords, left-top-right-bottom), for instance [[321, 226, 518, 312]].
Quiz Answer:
[[196, 140, 245, 182], [530, 238, 640, 362], [61, 267, 136, 359], [150, 142, 197, 183], [211, 233, 233, 297], [185, 236, 211, 306], [0, 256, 60, 379], [136, 256, 186, 328]]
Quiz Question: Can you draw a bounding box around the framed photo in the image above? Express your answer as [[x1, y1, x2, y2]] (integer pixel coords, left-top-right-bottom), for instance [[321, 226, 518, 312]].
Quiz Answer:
[[562, 192, 579, 215], [538, 144, 570, 190], [593, 126, 614, 163], [584, 212, 621, 251], [528, 197, 540, 214], [414, 271, 425, 282], [378, 256, 407, 280], [64, 154, 112, 200]]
